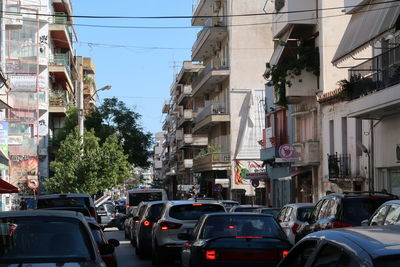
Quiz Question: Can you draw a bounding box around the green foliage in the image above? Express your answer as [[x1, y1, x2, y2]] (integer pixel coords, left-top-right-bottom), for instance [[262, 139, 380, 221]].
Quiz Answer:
[[45, 128, 131, 195], [194, 145, 221, 160], [264, 43, 320, 107]]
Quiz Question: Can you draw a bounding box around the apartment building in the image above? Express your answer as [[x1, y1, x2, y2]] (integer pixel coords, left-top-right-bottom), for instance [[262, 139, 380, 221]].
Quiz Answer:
[[153, 132, 166, 184], [83, 57, 96, 115]]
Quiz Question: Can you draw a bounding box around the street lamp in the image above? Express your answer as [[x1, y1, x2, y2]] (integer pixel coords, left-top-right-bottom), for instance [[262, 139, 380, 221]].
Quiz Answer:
[[90, 85, 112, 101]]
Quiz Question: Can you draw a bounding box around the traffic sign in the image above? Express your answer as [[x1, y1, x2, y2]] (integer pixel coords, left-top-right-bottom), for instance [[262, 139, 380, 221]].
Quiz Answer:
[[251, 179, 260, 188], [214, 183, 223, 192], [279, 144, 294, 159]]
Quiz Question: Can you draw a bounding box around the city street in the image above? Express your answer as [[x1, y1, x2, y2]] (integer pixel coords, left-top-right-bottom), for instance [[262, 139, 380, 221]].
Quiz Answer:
[[104, 228, 152, 267]]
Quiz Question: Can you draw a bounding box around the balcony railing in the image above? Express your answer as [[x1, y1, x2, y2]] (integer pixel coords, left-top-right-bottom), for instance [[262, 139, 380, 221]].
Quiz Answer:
[[328, 153, 351, 179], [49, 53, 71, 74], [348, 45, 400, 100], [49, 90, 70, 107], [192, 59, 229, 90], [195, 101, 228, 123], [193, 152, 230, 166]]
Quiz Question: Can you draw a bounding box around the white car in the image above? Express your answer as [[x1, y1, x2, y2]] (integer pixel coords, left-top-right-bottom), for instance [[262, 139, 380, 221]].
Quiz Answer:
[[151, 200, 225, 266], [277, 203, 314, 244]]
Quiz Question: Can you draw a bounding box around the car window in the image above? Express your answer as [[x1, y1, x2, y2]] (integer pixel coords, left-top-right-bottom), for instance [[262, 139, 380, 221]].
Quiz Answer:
[[370, 205, 390, 226], [261, 209, 279, 217], [201, 215, 285, 239], [317, 199, 333, 220], [278, 207, 287, 222], [284, 207, 293, 222], [297, 207, 314, 221], [169, 204, 224, 221], [37, 197, 90, 209], [90, 228, 104, 244], [233, 207, 260, 212], [138, 205, 147, 218], [115, 205, 126, 213], [279, 240, 318, 267], [343, 197, 392, 225], [311, 243, 356, 267], [149, 204, 164, 218], [384, 205, 400, 225], [0, 216, 94, 262], [310, 200, 324, 222]]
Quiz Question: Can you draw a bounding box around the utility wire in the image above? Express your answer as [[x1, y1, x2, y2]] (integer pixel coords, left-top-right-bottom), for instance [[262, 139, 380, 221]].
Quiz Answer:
[[4, 0, 399, 20]]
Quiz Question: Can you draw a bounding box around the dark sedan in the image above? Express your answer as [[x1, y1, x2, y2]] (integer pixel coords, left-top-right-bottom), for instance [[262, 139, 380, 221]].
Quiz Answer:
[[180, 213, 291, 267], [279, 225, 400, 267]]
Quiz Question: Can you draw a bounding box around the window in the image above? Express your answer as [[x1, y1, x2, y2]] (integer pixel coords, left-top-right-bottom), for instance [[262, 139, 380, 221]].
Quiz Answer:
[[275, 0, 285, 12], [329, 120, 335, 155], [277, 207, 287, 222], [279, 240, 318, 267], [312, 244, 354, 267], [343, 198, 391, 226], [283, 207, 293, 222], [342, 117, 348, 154], [310, 200, 324, 222], [384, 205, 400, 225], [169, 204, 225, 221]]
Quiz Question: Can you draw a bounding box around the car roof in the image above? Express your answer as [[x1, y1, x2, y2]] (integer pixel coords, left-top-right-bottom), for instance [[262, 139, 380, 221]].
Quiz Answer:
[[0, 209, 87, 220], [284, 203, 315, 208], [307, 225, 400, 258], [146, 200, 168, 206], [233, 205, 264, 208], [38, 193, 91, 199], [381, 200, 400, 205], [323, 192, 397, 199], [166, 200, 223, 205]]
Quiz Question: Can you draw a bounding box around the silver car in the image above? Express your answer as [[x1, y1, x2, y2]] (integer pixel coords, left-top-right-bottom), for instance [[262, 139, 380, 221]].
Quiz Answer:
[[151, 200, 225, 266], [277, 203, 314, 244]]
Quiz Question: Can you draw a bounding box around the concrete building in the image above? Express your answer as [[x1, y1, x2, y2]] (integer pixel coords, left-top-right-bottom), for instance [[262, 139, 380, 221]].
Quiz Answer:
[[83, 57, 96, 115], [153, 132, 166, 186]]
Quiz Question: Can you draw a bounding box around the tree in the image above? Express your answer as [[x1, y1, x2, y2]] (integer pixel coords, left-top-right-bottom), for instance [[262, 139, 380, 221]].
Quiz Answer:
[[55, 98, 153, 168], [45, 127, 131, 195]]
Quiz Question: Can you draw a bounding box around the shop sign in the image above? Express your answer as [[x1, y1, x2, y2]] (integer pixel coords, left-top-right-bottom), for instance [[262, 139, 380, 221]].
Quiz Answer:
[[215, 178, 229, 187], [245, 172, 268, 179], [9, 75, 37, 92]]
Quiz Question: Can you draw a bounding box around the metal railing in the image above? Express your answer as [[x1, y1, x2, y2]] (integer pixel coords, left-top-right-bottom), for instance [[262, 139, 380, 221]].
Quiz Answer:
[[194, 152, 230, 166], [49, 53, 71, 74], [192, 58, 229, 90], [348, 45, 400, 100], [195, 101, 228, 123], [328, 153, 351, 179]]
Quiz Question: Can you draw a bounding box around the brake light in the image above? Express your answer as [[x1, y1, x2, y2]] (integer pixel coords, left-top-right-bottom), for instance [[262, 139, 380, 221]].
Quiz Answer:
[[281, 250, 289, 259], [192, 203, 203, 206], [126, 204, 130, 211], [235, 236, 263, 239], [206, 250, 216, 260], [143, 220, 151, 227], [159, 221, 182, 230], [111, 213, 116, 218], [332, 221, 352, 228], [291, 223, 299, 234], [228, 225, 235, 229]]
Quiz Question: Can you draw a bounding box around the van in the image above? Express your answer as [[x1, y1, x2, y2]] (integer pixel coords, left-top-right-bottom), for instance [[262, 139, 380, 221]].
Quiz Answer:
[[126, 188, 167, 210]]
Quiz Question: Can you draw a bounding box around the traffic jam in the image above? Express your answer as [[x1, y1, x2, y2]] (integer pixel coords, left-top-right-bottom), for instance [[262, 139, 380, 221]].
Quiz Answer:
[[1, 188, 400, 266]]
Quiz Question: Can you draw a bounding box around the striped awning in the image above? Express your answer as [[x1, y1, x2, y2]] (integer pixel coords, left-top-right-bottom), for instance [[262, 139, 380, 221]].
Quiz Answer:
[[332, 0, 400, 64]]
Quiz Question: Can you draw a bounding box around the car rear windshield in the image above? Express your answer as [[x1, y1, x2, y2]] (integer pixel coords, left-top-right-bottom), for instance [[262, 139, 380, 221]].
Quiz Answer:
[[0, 216, 93, 263], [169, 204, 225, 220], [202, 215, 285, 239], [342, 197, 392, 225], [129, 192, 162, 206], [234, 207, 260, 212], [297, 207, 314, 221], [260, 209, 279, 216], [37, 197, 90, 209], [149, 204, 164, 218]]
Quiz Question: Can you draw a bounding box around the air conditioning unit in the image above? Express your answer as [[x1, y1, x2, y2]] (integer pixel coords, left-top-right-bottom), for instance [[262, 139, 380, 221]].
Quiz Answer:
[[5, 15, 23, 30], [213, 1, 221, 13]]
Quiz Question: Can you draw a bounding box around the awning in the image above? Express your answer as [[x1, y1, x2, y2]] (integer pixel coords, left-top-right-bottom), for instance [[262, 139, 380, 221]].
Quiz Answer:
[[0, 179, 18, 194], [332, 1, 400, 64], [0, 99, 11, 109], [0, 150, 9, 167], [268, 26, 294, 66]]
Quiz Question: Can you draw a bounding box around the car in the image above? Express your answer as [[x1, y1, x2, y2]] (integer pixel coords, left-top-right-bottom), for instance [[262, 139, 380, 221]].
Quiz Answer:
[[97, 203, 117, 228], [37, 193, 98, 221], [0, 210, 107, 266], [362, 199, 400, 226], [86, 216, 120, 267], [230, 205, 265, 212], [40, 205, 91, 217], [134, 201, 167, 258], [295, 191, 398, 242], [124, 206, 137, 238], [218, 200, 239, 211], [129, 201, 148, 246], [126, 188, 167, 210], [114, 204, 127, 230], [180, 213, 292, 267], [278, 225, 400, 267], [256, 207, 281, 217], [276, 203, 314, 244], [151, 200, 226, 266]]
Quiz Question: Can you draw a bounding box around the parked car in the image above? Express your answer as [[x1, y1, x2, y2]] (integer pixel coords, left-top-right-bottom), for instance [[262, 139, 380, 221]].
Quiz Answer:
[[363, 199, 400, 226], [279, 225, 400, 267], [230, 205, 265, 213], [124, 206, 137, 239], [40, 205, 91, 217], [129, 201, 148, 245], [276, 203, 314, 244], [114, 204, 127, 230], [256, 207, 281, 217], [126, 188, 167, 210], [37, 193, 98, 221], [218, 200, 239, 211], [296, 191, 398, 242], [0, 210, 107, 266], [86, 216, 120, 267], [152, 200, 226, 266], [180, 213, 292, 267], [134, 201, 167, 258], [97, 203, 117, 228]]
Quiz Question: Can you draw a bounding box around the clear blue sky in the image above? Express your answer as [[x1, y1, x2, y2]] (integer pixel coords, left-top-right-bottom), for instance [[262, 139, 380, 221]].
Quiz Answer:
[[73, 0, 198, 135]]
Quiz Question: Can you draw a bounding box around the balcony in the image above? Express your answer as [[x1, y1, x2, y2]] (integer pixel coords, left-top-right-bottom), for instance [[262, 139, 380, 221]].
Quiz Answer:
[[347, 45, 400, 119], [193, 102, 230, 133], [179, 159, 194, 171], [177, 109, 194, 127], [193, 152, 230, 172], [49, 53, 73, 90], [162, 101, 170, 113], [286, 71, 318, 104], [49, 13, 73, 51], [52, 0, 73, 16], [260, 147, 279, 161], [292, 141, 320, 166], [272, 0, 317, 38], [177, 85, 192, 105], [192, 60, 229, 97], [192, 0, 221, 26], [179, 134, 208, 148], [328, 153, 351, 181], [49, 90, 71, 114], [192, 19, 228, 61], [83, 58, 95, 74]]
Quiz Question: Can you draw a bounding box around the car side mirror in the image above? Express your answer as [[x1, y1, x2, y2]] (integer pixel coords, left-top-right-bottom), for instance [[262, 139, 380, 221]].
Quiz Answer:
[[99, 243, 115, 255], [177, 233, 191, 241], [108, 239, 120, 247], [361, 219, 369, 226]]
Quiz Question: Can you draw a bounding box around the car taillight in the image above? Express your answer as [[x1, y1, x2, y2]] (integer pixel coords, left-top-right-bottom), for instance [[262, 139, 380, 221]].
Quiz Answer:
[[159, 221, 182, 230], [111, 213, 116, 218], [291, 223, 299, 234], [332, 221, 352, 228], [125, 204, 130, 212], [143, 220, 151, 227], [205, 250, 216, 260], [281, 250, 289, 259]]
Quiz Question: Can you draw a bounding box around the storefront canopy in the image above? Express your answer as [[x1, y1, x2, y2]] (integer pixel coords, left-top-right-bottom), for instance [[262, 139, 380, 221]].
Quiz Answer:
[[0, 179, 18, 194]]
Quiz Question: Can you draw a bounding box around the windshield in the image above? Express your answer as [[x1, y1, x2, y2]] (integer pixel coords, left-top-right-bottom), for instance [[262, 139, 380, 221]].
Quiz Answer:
[[260, 209, 279, 216], [37, 197, 90, 209], [0, 216, 93, 263], [128, 192, 163, 206], [233, 207, 260, 212], [169, 204, 225, 220], [342, 198, 392, 225], [201, 215, 285, 239]]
